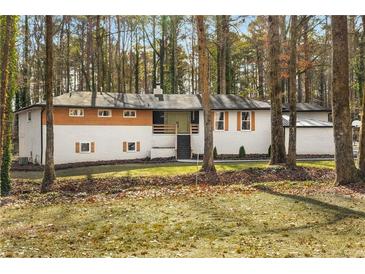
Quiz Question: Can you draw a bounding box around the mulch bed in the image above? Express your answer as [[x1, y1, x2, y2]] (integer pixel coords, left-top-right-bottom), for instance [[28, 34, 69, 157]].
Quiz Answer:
[[11, 166, 336, 196]]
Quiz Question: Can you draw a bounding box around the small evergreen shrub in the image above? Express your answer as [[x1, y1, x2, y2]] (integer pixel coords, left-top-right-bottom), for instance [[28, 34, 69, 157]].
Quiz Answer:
[[268, 145, 271, 157], [213, 147, 218, 159], [239, 146, 246, 159]]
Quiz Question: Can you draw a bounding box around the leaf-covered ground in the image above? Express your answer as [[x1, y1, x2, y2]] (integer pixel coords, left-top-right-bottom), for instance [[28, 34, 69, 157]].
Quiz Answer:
[[11, 160, 335, 180], [2, 164, 365, 258]]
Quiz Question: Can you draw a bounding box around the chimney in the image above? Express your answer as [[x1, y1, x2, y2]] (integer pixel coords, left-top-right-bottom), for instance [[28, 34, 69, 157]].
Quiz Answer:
[[153, 84, 163, 95]]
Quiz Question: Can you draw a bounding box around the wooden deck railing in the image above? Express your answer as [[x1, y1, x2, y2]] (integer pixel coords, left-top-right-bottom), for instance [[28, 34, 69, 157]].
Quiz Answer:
[[153, 124, 177, 134], [190, 124, 199, 134]]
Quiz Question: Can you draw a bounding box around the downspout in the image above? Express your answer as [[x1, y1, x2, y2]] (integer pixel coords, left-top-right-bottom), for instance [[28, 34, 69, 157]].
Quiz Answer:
[[40, 107, 44, 165]]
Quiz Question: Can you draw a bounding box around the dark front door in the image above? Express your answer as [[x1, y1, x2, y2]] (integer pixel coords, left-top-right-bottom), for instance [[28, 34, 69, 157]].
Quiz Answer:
[[177, 135, 191, 159]]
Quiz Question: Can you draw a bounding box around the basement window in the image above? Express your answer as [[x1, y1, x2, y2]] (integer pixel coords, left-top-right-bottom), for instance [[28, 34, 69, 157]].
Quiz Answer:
[[69, 108, 84, 117], [123, 110, 137, 118], [241, 111, 251, 131], [98, 109, 112, 117], [215, 111, 225, 131], [127, 142, 136, 152], [80, 142, 91, 153]]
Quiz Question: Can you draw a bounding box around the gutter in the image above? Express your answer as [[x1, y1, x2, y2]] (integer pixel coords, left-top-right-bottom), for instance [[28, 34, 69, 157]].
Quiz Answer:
[[40, 107, 44, 165]]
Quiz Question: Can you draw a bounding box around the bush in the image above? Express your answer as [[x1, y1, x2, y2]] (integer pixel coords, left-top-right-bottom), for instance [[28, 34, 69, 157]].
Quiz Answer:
[[239, 146, 246, 159], [268, 145, 271, 157], [213, 147, 218, 159]]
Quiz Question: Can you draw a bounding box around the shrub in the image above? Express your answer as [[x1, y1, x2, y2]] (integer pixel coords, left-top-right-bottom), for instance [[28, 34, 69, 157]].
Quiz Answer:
[[213, 147, 218, 159], [239, 146, 246, 159], [268, 145, 271, 157]]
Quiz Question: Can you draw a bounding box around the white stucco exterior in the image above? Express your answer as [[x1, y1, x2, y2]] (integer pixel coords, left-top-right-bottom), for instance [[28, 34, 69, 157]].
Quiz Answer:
[[294, 112, 329, 121], [191, 110, 271, 155], [285, 127, 335, 155], [18, 107, 43, 164], [17, 106, 335, 165], [48, 125, 153, 164]]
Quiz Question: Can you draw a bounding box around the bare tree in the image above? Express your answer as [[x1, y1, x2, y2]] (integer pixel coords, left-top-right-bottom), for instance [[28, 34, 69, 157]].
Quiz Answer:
[[358, 16, 365, 176], [331, 15, 359, 185], [41, 15, 56, 193], [268, 15, 287, 165], [196, 15, 216, 173], [287, 16, 298, 167]]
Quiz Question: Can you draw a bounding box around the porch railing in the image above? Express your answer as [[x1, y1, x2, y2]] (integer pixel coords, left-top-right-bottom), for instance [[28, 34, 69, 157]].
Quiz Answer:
[[153, 124, 177, 134], [190, 124, 199, 134]]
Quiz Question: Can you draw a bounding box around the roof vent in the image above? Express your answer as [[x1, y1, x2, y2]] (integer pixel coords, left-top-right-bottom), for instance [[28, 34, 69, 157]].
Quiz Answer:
[[153, 84, 163, 95]]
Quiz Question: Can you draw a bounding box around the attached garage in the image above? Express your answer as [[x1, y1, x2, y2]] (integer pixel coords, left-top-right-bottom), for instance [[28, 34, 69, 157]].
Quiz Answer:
[[283, 115, 335, 155]]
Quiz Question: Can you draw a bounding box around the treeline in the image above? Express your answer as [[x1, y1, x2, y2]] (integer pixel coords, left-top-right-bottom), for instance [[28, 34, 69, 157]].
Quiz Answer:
[[16, 16, 365, 110]]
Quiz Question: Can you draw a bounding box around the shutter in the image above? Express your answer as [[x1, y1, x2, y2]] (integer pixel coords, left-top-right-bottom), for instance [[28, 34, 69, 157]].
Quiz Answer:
[[91, 142, 95, 153], [137, 141, 141, 152], [237, 112, 241, 131], [123, 141, 127, 152], [251, 111, 256, 131], [224, 112, 229, 131], [75, 142, 80, 153]]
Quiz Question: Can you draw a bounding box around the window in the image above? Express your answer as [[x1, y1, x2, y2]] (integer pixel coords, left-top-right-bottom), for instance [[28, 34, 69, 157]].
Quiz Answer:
[[69, 108, 84, 117], [215, 111, 225, 130], [80, 142, 91, 153], [98, 109, 112, 117], [27, 111, 32, 121], [123, 110, 137, 118], [127, 142, 136, 152], [241, 111, 251, 130]]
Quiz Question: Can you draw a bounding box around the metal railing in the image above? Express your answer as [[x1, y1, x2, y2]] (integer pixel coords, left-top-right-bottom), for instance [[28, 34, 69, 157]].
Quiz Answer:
[[153, 124, 177, 134]]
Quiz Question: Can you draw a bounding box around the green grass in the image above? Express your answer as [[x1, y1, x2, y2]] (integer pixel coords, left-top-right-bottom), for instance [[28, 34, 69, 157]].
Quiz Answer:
[[11, 160, 335, 181], [1, 180, 364, 258]]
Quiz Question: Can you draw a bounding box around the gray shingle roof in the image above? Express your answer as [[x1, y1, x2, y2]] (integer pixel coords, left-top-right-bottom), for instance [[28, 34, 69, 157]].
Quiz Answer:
[[282, 115, 333, 128], [283, 103, 331, 112], [22, 91, 271, 111]]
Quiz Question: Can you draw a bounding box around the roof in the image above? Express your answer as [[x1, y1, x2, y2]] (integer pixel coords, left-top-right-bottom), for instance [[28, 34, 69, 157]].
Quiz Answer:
[[282, 115, 333, 128], [16, 91, 271, 111], [283, 103, 331, 112]]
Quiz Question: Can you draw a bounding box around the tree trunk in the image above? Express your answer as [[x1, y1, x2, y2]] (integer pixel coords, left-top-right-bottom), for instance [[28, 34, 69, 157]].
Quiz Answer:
[[268, 15, 287, 165], [331, 16, 359, 185], [41, 15, 56, 193], [216, 16, 227, 94], [358, 16, 365, 176], [303, 17, 312, 103], [152, 16, 157, 89], [196, 15, 216, 174], [0, 16, 13, 165], [287, 16, 298, 168], [160, 16, 167, 89]]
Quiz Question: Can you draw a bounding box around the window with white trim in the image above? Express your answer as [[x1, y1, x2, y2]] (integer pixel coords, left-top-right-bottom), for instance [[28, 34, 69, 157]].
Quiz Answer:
[[69, 108, 84, 117], [215, 111, 225, 130], [241, 111, 251, 130], [27, 111, 32, 121], [127, 142, 136, 152], [80, 142, 91, 153], [123, 110, 137, 118], [98, 109, 112, 117]]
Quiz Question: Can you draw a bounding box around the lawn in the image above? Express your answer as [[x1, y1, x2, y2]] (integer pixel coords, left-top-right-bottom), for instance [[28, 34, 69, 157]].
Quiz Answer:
[[11, 160, 335, 181], [1, 177, 365, 257], [3, 160, 363, 258]]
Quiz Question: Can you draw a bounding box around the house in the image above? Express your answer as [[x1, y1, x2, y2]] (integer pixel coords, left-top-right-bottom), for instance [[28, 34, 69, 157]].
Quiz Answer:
[[16, 90, 334, 165]]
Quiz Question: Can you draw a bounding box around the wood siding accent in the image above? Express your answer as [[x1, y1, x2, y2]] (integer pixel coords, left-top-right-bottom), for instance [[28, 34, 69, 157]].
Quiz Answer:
[[224, 111, 229, 131], [91, 142, 95, 152], [75, 142, 80, 153], [137, 141, 141, 152], [123, 141, 127, 152], [42, 107, 153, 126], [237, 111, 241, 131], [251, 111, 256, 131]]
